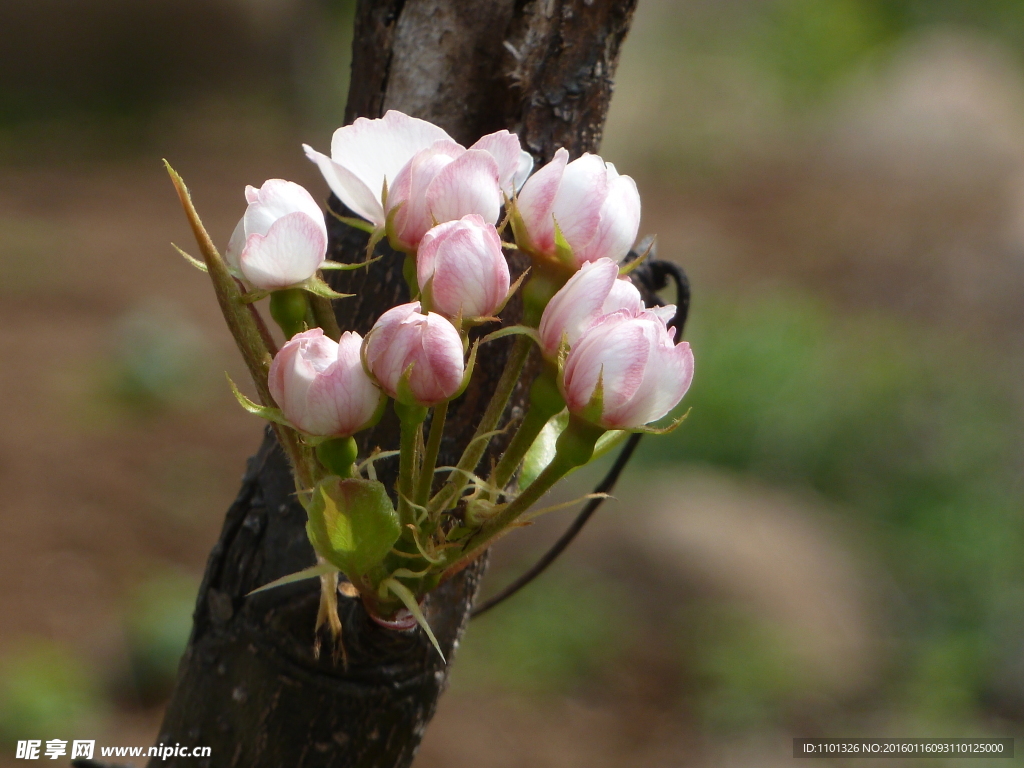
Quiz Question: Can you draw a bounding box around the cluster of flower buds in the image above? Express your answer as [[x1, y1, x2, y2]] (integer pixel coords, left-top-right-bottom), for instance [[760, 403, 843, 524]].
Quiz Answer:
[[168, 110, 693, 657]]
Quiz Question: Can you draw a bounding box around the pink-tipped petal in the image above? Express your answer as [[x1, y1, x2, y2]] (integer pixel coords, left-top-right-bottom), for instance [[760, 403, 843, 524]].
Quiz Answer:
[[243, 179, 327, 241], [423, 216, 509, 318], [471, 130, 526, 196], [574, 168, 641, 264], [562, 312, 648, 416], [538, 257, 620, 357], [550, 153, 609, 255], [515, 148, 569, 254], [388, 141, 462, 249], [426, 149, 502, 227], [239, 211, 327, 290]]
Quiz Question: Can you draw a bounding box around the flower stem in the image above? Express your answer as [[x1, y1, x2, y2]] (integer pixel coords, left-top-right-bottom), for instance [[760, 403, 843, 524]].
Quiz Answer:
[[416, 401, 448, 508], [445, 415, 605, 576], [309, 285, 342, 341], [429, 333, 533, 514], [270, 288, 310, 340], [395, 402, 428, 525], [489, 369, 564, 494]]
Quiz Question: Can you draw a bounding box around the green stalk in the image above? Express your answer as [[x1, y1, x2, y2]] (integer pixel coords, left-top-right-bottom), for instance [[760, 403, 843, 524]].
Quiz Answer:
[[270, 288, 310, 340], [429, 334, 533, 513], [165, 162, 310, 486], [490, 369, 564, 494], [395, 402, 427, 525], [446, 415, 605, 575], [309, 290, 342, 341], [416, 401, 448, 507]]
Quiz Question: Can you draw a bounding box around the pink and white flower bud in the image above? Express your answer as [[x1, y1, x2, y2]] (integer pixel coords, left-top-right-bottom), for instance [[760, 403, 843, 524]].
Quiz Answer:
[[303, 110, 532, 246], [560, 310, 694, 430], [364, 302, 465, 406], [387, 143, 502, 250], [515, 148, 641, 267], [417, 215, 510, 320], [538, 258, 676, 359], [223, 180, 328, 290], [269, 329, 384, 437], [304, 111, 452, 229]]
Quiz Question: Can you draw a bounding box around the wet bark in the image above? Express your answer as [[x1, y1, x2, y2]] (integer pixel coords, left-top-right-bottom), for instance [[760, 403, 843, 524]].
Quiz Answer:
[[133, 1, 638, 766]]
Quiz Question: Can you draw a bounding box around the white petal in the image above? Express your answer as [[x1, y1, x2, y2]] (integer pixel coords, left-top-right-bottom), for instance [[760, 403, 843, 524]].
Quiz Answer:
[[514, 150, 534, 192], [239, 212, 327, 290], [224, 216, 246, 272], [244, 179, 328, 242], [304, 145, 384, 225], [329, 111, 453, 210], [538, 257, 618, 356]]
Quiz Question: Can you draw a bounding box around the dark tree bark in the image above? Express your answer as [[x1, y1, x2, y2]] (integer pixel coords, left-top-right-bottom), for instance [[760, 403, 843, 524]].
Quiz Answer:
[[137, 2, 638, 766]]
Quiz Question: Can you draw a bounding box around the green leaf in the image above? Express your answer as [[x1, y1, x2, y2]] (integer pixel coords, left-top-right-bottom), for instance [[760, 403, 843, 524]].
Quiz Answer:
[[246, 561, 339, 596], [306, 477, 401, 578]]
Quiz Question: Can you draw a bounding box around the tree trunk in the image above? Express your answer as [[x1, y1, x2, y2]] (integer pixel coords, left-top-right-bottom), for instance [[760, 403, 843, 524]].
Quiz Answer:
[[139, 2, 638, 766]]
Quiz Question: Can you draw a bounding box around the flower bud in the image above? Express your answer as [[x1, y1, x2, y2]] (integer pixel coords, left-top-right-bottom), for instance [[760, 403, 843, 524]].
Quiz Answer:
[[538, 258, 676, 359], [560, 310, 694, 430], [387, 143, 502, 251], [364, 302, 465, 406], [417, 215, 510, 320], [224, 179, 328, 290], [304, 110, 532, 245], [515, 149, 640, 267], [268, 328, 384, 436]]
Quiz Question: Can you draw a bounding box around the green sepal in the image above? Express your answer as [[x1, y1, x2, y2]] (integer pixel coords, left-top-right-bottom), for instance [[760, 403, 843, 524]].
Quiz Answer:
[[173, 244, 209, 273], [507, 195, 535, 257], [240, 289, 272, 305], [227, 374, 292, 427], [326, 209, 376, 234], [450, 340, 480, 401], [552, 217, 575, 268], [305, 476, 402, 578], [630, 407, 691, 435], [302, 275, 354, 300], [619, 236, 655, 277], [480, 324, 540, 347], [519, 410, 628, 488], [246, 561, 339, 596], [380, 576, 445, 661], [577, 368, 606, 426], [320, 254, 384, 271]]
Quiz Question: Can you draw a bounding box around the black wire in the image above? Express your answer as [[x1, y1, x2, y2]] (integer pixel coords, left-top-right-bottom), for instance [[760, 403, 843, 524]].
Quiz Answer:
[[470, 251, 690, 619]]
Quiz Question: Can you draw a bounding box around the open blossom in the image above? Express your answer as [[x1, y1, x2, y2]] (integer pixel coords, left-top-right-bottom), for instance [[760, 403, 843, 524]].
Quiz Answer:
[[515, 149, 640, 267], [364, 302, 465, 406], [417, 215, 510, 320], [224, 180, 328, 290], [560, 310, 693, 430], [269, 329, 384, 437], [538, 258, 674, 359], [303, 110, 533, 250]]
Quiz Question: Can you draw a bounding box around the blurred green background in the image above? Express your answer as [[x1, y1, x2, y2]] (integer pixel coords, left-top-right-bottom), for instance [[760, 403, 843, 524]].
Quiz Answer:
[[2, 0, 1024, 765]]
